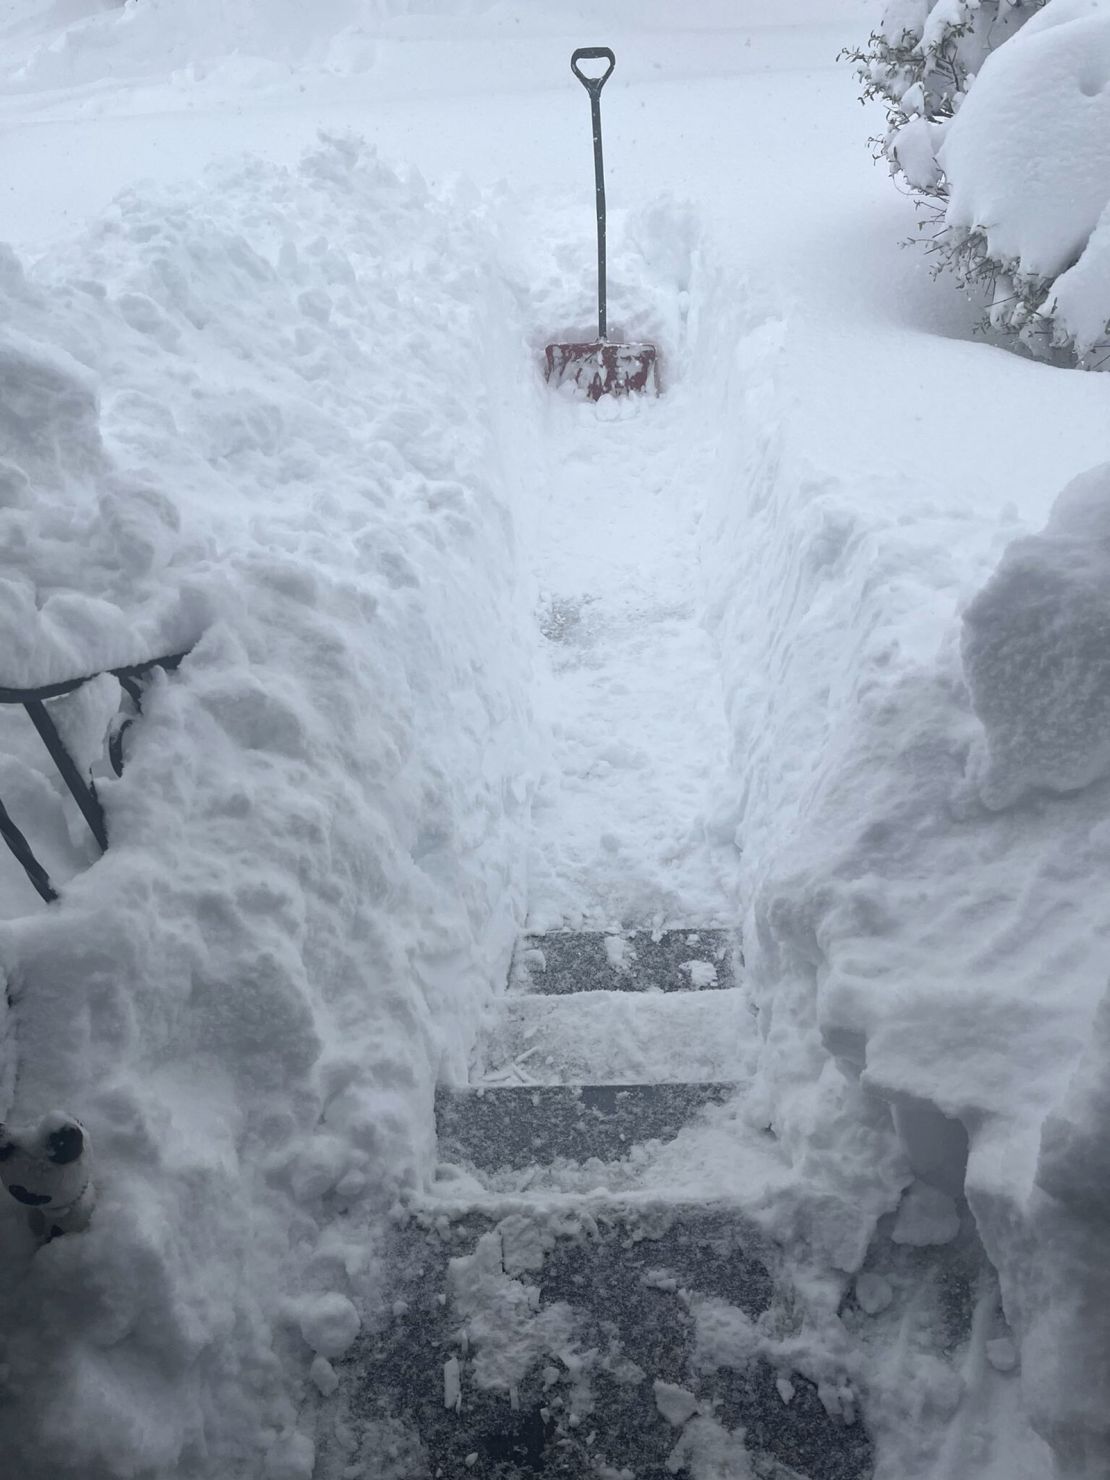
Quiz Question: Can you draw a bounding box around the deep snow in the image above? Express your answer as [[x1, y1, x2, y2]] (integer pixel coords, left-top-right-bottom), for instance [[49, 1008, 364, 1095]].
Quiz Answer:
[[0, 130, 537, 1476], [2, 2, 1110, 1479]]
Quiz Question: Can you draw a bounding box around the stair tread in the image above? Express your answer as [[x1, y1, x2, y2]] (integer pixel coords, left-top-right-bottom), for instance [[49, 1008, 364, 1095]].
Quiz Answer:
[[328, 1202, 873, 1480], [513, 927, 740, 996], [479, 986, 757, 1087], [437, 1081, 740, 1172]]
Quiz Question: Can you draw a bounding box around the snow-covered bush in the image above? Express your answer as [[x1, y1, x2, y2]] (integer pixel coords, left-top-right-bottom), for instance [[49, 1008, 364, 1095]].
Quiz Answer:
[[846, 0, 1045, 192], [852, 0, 1110, 367], [938, 0, 1110, 366]]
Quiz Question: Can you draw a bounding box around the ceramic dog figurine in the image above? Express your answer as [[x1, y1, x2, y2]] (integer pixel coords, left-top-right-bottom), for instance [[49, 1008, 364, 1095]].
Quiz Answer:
[[0, 1113, 94, 1240]]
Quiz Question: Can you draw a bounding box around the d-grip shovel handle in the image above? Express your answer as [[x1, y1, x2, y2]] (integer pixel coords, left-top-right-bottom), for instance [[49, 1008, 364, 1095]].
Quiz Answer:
[[571, 47, 615, 339], [571, 46, 615, 95]]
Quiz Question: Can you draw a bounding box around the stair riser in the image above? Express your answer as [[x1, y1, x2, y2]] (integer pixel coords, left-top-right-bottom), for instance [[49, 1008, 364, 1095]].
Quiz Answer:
[[514, 928, 740, 996]]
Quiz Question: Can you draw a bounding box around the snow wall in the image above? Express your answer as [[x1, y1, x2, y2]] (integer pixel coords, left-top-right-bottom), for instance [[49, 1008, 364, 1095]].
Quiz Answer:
[[700, 294, 1110, 1472], [0, 136, 536, 1478]]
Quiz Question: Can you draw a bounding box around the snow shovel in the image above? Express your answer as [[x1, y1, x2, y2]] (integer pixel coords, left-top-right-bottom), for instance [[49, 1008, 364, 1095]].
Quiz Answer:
[[544, 47, 659, 401]]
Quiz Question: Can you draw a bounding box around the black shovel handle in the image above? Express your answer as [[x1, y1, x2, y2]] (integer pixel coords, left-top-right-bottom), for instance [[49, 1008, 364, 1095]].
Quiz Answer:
[[571, 47, 615, 95], [570, 47, 615, 340]]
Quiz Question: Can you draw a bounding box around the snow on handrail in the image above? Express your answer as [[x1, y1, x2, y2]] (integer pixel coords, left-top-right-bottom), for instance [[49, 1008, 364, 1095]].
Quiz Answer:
[[0, 648, 194, 905]]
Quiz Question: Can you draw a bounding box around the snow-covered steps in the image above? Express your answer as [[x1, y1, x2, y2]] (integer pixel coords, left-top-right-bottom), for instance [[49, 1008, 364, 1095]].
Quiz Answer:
[[436, 1082, 738, 1171], [479, 986, 756, 1086], [339, 925, 875, 1478], [331, 1201, 874, 1480], [512, 927, 739, 995]]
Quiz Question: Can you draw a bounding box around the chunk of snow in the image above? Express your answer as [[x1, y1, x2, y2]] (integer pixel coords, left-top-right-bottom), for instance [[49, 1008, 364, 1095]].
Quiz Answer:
[[264, 1432, 315, 1480], [653, 1380, 699, 1426], [892, 1183, 961, 1247], [604, 934, 633, 971], [986, 1337, 1019, 1373], [443, 1356, 462, 1413], [855, 1273, 894, 1315], [683, 960, 718, 989], [309, 1356, 339, 1396], [963, 463, 1110, 808], [297, 1292, 360, 1359], [892, 114, 944, 192], [665, 1414, 755, 1478]]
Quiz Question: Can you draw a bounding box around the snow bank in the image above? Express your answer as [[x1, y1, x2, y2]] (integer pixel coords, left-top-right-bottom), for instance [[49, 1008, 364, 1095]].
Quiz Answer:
[[0, 134, 534, 1478], [700, 294, 1110, 1473], [1021, 979, 1110, 1468], [939, 0, 1110, 361], [963, 463, 1110, 808], [960, 465, 1110, 1463]]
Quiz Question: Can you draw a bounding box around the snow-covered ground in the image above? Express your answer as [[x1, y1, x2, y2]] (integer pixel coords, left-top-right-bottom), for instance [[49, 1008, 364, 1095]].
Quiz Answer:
[[2, 1, 1109, 1478]]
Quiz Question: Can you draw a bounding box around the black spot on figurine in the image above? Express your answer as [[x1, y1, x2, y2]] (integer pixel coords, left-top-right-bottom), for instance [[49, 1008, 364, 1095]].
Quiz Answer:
[[9, 1184, 52, 1206], [46, 1124, 84, 1166]]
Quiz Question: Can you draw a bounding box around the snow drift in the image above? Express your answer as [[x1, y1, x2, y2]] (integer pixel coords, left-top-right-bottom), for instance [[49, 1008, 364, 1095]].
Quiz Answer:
[[701, 301, 1110, 1475], [0, 135, 535, 1478]]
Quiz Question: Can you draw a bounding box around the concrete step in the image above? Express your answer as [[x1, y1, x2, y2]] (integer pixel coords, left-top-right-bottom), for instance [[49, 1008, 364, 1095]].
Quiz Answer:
[[436, 1082, 739, 1172], [326, 1201, 874, 1480], [478, 987, 757, 1087], [512, 928, 739, 996]]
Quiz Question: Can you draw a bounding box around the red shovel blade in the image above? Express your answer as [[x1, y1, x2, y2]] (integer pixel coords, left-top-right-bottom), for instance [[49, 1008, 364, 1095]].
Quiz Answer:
[[544, 340, 659, 400]]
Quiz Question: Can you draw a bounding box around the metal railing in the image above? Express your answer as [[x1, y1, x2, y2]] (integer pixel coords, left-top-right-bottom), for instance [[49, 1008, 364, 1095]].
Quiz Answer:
[[0, 650, 192, 904]]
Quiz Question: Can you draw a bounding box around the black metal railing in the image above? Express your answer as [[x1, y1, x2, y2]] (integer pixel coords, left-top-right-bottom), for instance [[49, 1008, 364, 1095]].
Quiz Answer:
[[0, 650, 192, 904]]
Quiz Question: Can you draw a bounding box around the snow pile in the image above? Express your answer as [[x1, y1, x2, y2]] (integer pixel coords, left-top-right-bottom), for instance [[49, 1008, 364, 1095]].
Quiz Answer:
[[0, 134, 534, 1478], [1022, 980, 1110, 1466], [0, 322, 202, 686], [963, 464, 1110, 808], [700, 290, 1110, 1473], [960, 467, 1110, 1463], [938, 0, 1110, 362]]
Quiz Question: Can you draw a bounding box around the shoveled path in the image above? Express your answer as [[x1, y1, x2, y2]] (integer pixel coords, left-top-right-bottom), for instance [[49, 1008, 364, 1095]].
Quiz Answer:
[[328, 928, 874, 1479]]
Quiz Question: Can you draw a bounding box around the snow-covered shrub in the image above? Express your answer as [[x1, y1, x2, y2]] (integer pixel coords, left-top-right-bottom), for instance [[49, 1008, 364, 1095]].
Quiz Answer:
[[937, 0, 1110, 366], [846, 0, 1045, 192], [852, 0, 1110, 366]]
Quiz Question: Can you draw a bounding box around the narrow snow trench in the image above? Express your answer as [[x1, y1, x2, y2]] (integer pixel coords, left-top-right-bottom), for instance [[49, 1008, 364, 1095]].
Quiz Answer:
[[523, 383, 739, 932]]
